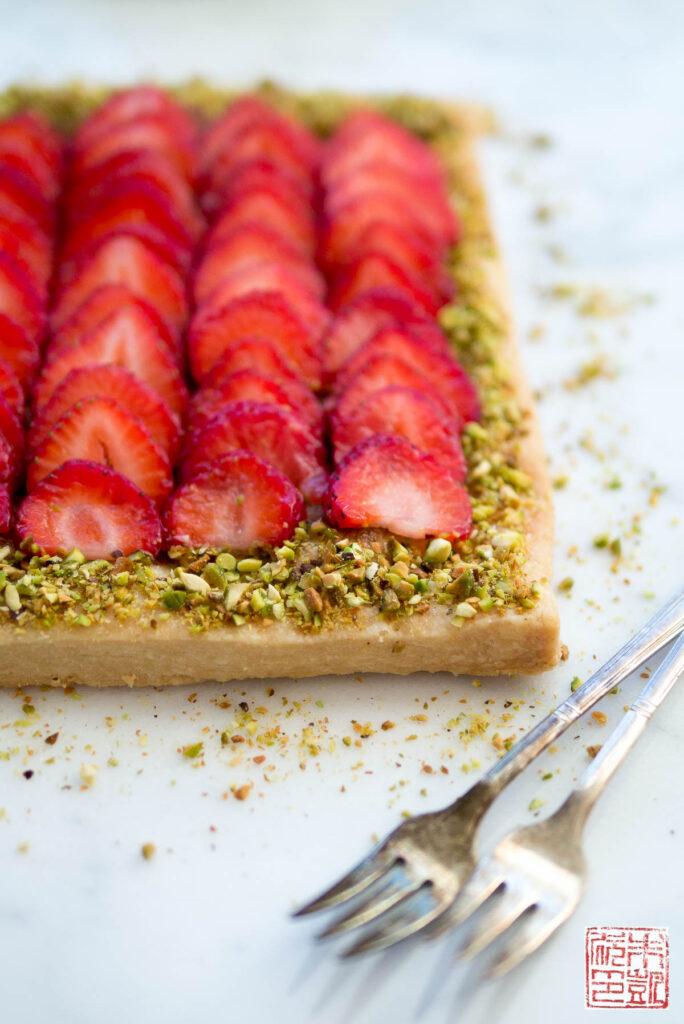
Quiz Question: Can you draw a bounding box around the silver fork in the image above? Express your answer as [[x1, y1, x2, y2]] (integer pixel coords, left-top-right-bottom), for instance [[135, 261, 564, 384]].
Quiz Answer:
[[292, 589, 684, 956], [446, 628, 684, 977]]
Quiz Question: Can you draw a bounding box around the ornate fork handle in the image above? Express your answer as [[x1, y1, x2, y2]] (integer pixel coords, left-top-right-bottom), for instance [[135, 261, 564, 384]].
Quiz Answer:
[[453, 589, 684, 818]]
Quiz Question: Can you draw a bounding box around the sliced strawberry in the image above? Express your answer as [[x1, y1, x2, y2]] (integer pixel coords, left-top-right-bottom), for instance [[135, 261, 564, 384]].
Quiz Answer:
[[320, 194, 451, 267], [51, 234, 187, 332], [336, 327, 481, 423], [75, 86, 197, 151], [0, 395, 24, 489], [332, 385, 465, 477], [0, 356, 24, 417], [0, 314, 40, 392], [181, 400, 327, 503], [0, 215, 52, 292], [164, 449, 304, 551], [195, 245, 325, 306], [189, 369, 322, 436], [322, 287, 447, 378], [200, 95, 320, 177], [188, 292, 322, 388], [0, 482, 10, 533], [28, 365, 181, 461], [36, 307, 188, 418], [325, 434, 472, 540], [27, 396, 173, 506], [323, 111, 445, 187], [0, 251, 44, 341], [205, 336, 310, 391], [201, 157, 315, 216], [0, 112, 62, 190], [329, 252, 442, 315], [50, 284, 180, 363], [16, 459, 162, 559], [197, 265, 329, 336], [72, 113, 196, 181], [0, 166, 54, 236], [203, 121, 317, 198], [331, 353, 453, 425], [329, 220, 455, 301], [206, 184, 316, 256]]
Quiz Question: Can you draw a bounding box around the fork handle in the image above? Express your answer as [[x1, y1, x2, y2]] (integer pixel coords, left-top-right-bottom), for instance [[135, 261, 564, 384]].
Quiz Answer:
[[561, 630, 684, 827], [484, 588, 684, 797]]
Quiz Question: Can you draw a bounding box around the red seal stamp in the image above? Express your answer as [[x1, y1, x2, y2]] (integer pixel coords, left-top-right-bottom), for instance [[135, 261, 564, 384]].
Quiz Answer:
[[585, 927, 669, 1009]]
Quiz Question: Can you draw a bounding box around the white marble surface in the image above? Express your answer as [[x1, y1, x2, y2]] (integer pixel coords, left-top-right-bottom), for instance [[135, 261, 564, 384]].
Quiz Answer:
[[0, 2, 683, 1022]]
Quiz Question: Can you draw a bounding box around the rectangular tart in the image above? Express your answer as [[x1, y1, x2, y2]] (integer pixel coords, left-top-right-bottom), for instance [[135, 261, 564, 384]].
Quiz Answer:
[[0, 83, 560, 686]]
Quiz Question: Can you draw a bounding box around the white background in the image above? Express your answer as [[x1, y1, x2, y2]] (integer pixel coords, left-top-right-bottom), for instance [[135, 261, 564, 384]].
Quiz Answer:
[[0, 1, 682, 1022]]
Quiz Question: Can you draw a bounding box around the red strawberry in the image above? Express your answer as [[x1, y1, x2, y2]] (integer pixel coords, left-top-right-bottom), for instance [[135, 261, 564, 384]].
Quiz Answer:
[[206, 184, 316, 256], [0, 356, 24, 417], [0, 395, 24, 488], [203, 121, 317, 196], [322, 288, 447, 378], [332, 385, 466, 477], [200, 95, 320, 177], [197, 264, 329, 336], [72, 114, 196, 182], [27, 396, 173, 506], [0, 112, 62, 190], [16, 459, 162, 559], [336, 326, 481, 423], [50, 284, 181, 363], [51, 234, 187, 332], [36, 307, 188, 418], [323, 111, 445, 186], [164, 449, 304, 550], [194, 243, 324, 305], [189, 369, 322, 436], [320, 194, 451, 267], [75, 87, 197, 151], [28, 365, 181, 461], [181, 400, 327, 503], [0, 314, 40, 392], [0, 482, 10, 533], [328, 220, 455, 301], [0, 215, 52, 292], [201, 157, 315, 216], [331, 353, 454, 425], [329, 252, 443, 315], [188, 292, 322, 388], [204, 336, 310, 392], [325, 434, 472, 540], [0, 251, 44, 341], [0, 166, 54, 236], [0, 148, 58, 201]]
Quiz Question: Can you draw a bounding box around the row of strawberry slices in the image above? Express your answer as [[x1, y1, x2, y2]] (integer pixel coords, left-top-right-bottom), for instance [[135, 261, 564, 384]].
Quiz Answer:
[[317, 113, 477, 541], [16, 89, 198, 559], [0, 111, 62, 533], [164, 97, 330, 551]]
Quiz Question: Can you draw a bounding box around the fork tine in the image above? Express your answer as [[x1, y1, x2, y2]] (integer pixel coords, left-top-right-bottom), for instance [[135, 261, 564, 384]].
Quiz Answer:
[[318, 875, 425, 939], [292, 847, 396, 917], [427, 856, 503, 939], [340, 890, 455, 958], [486, 905, 568, 978], [457, 883, 533, 960]]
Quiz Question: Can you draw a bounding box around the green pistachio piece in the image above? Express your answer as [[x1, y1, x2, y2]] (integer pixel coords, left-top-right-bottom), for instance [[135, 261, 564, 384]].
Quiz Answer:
[[162, 590, 187, 610], [237, 557, 262, 573], [215, 552, 237, 571], [424, 538, 452, 564]]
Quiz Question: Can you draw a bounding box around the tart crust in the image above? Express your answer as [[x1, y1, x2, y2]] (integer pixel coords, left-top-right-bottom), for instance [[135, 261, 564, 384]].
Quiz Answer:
[[0, 89, 559, 686]]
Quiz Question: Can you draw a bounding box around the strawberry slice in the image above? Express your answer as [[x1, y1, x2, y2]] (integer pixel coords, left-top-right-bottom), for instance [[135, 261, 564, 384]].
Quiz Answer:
[[0, 112, 62, 193], [189, 369, 322, 436], [0, 395, 25, 489], [27, 396, 173, 506], [188, 292, 322, 388], [336, 326, 481, 423], [201, 157, 315, 216], [325, 434, 472, 540], [331, 353, 454, 425], [197, 264, 329, 336], [72, 113, 196, 182], [164, 449, 304, 551], [205, 336, 310, 391], [320, 194, 451, 267], [203, 121, 317, 198], [323, 111, 445, 187], [0, 356, 24, 417], [332, 385, 466, 477], [206, 184, 317, 256], [0, 215, 52, 293], [0, 482, 10, 534], [50, 284, 181, 363], [75, 86, 197, 151], [329, 252, 443, 315], [28, 365, 181, 461], [16, 459, 163, 559], [0, 314, 40, 392], [51, 234, 187, 332], [322, 288, 448, 378], [0, 166, 54, 236], [36, 306, 188, 418], [195, 245, 324, 306], [0, 251, 44, 341], [181, 400, 327, 503]]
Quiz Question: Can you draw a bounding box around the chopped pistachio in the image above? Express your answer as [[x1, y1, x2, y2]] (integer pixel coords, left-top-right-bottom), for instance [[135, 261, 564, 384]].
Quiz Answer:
[[4, 583, 20, 612], [64, 549, 86, 565], [593, 533, 610, 548], [80, 763, 98, 786], [455, 602, 477, 618], [424, 538, 452, 564], [182, 742, 203, 759], [225, 583, 250, 611], [570, 676, 582, 692], [610, 538, 622, 557], [528, 797, 545, 812], [162, 589, 186, 610], [176, 569, 211, 594], [558, 577, 574, 592], [202, 564, 226, 589], [215, 552, 237, 571], [237, 557, 262, 573]]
